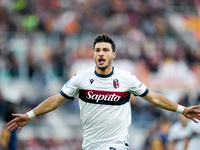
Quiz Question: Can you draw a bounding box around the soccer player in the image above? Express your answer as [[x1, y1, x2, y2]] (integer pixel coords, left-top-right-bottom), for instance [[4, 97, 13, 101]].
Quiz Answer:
[[7, 33, 200, 150], [168, 114, 200, 150]]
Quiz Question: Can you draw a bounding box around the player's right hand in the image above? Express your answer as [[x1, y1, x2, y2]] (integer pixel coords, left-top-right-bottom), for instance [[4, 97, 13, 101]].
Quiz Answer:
[[7, 113, 30, 133]]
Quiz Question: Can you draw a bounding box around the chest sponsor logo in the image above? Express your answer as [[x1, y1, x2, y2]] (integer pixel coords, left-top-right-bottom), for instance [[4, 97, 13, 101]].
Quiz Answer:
[[86, 91, 121, 103], [79, 89, 130, 105]]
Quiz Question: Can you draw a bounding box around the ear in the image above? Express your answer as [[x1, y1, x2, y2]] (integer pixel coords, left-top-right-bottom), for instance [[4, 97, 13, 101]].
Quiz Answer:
[[112, 52, 116, 59]]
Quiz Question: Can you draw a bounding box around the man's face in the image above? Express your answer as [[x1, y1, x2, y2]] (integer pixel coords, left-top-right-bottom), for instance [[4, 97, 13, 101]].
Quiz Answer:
[[93, 42, 116, 71]]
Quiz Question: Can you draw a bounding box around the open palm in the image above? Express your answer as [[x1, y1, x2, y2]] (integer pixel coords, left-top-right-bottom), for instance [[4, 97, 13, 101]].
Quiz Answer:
[[7, 113, 30, 133], [182, 105, 200, 123]]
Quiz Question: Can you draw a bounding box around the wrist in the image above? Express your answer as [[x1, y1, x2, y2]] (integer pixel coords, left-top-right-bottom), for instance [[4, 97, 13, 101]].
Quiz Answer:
[[26, 110, 36, 120], [176, 105, 185, 114]]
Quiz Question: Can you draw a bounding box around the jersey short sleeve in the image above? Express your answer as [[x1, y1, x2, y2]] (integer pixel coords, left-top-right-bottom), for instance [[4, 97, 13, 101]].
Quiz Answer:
[[60, 73, 80, 100], [128, 74, 149, 97]]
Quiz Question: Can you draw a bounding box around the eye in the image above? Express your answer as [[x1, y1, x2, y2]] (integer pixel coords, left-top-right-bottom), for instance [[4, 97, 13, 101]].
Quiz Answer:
[[104, 49, 109, 52], [95, 49, 100, 52]]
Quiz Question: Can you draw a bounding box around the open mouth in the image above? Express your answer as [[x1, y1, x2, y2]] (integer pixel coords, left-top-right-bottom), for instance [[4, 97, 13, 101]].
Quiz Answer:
[[98, 58, 105, 64]]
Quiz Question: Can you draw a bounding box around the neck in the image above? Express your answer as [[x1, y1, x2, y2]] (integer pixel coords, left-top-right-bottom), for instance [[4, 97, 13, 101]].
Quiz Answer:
[[95, 65, 113, 75]]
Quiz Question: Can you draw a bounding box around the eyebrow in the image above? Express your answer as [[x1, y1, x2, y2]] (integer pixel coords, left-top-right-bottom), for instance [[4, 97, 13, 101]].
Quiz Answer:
[[95, 47, 111, 51]]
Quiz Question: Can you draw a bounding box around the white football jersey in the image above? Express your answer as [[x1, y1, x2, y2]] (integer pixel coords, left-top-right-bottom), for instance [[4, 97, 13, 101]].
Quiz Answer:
[[168, 120, 200, 150], [60, 67, 149, 150]]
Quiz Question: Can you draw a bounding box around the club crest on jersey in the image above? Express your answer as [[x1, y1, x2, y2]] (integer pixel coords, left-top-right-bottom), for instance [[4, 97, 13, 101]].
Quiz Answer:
[[113, 78, 119, 89]]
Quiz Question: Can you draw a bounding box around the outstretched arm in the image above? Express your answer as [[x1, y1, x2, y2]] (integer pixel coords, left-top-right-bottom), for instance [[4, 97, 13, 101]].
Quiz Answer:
[[142, 91, 200, 123], [7, 93, 68, 133]]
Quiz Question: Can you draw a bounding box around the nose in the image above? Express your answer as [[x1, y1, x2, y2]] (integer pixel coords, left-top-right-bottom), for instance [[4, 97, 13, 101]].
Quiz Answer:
[[99, 50, 104, 56]]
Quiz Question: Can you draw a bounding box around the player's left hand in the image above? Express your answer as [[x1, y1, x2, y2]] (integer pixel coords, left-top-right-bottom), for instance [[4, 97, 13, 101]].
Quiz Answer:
[[182, 105, 200, 123], [7, 113, 30, 133]]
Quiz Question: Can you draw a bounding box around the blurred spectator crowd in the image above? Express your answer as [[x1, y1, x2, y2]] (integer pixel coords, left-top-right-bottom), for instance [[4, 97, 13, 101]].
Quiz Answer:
[[0, 0, 200, 78], [0, 0, 200, 149]]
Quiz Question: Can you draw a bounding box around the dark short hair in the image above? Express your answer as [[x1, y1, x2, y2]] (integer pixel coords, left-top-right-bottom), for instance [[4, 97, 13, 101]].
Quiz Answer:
[[93, 33, 116, 52]]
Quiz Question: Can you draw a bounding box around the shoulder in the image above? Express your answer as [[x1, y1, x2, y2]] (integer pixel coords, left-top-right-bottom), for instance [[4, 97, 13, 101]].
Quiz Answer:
[[114, 68, 138, 84], [114, 67, 133, 77], [74, 67, 94, 78], [66, 68, 94, 86]]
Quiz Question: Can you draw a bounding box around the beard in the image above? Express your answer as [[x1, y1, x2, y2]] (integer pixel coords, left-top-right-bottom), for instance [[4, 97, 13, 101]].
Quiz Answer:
[[96, 64, 109, 71]]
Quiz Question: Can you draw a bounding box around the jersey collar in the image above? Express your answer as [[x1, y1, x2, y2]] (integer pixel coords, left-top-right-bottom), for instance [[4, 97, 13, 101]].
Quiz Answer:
[[94, 66, 114, 78]]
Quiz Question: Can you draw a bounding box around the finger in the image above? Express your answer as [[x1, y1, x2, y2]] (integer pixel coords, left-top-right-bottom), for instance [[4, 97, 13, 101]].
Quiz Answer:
[[7, 117, 19, 126], [7, 122, 16, 129], [9, 124, 18, 132], [7, 119, 16, 126], [193, 109, 200, 114], [195, 113, 200, 117], [17, 127, 22, 133], [192, 118, 198, 123], [12, 113, 21, 117], [192, 105, 200, 109], [7, 122, 17, 130], [194, 115, 200, 120]]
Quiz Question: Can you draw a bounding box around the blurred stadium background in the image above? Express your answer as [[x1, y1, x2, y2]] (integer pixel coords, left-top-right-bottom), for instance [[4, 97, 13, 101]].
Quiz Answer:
[[0, 0, 200, 150]]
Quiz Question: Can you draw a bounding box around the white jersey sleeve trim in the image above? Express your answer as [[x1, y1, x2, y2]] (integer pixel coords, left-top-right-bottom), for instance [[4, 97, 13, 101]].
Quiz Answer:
[[60, 90, 75, 100]]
